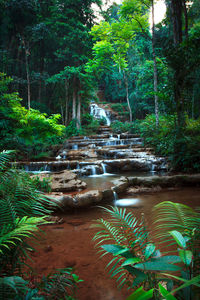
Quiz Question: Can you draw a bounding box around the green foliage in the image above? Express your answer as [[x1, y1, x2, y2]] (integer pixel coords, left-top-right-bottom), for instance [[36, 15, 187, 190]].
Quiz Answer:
[[111, 120, 140, 134], [0, 150, 56, 276], [138, 114, 200, 172], [0, 74, 65, 158], [93, 203, 200, 299], [31, 176, 52, 193], [26, 268, 82, 300]]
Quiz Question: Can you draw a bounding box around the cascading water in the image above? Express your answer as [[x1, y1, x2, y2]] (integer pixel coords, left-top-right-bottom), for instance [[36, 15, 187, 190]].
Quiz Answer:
[[101, 163, 107, 174], [112, 189, 118, 201], [90, 165, 97, 176], [90, 103, 111, 126], [72, 144, 78, 150]]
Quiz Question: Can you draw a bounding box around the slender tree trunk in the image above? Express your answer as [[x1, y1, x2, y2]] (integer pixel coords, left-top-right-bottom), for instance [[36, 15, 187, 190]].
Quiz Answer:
[[61, 104, 64, 125], [152, 0, 159, 127], [72, 76, 76, 120], [183, 0, 188, 39], [77, 89, 81, 129], [65, 79, 69, 126], [38, 41, 45, 102], [123, 71, 132, 123], [22, 36, 31, 110]]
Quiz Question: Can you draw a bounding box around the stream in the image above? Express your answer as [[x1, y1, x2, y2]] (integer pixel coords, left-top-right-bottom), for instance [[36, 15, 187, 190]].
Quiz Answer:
[[30, 187, 200, 300], [25, 104, 200, 299]]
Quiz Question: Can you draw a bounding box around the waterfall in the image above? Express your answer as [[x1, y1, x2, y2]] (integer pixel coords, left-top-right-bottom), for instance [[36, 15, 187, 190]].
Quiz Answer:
[[151, 164, 156, 173], [72, 144, 78, 150], [91, 165, 97, 176], [112, 189, 118, 201], [101, 163, 107, 174], [90, 103, 111, 126]]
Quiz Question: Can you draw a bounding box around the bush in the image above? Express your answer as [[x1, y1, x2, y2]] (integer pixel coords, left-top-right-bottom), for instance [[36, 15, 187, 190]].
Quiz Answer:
[[138, 114, 200, 172], [111, 120, 140, 134], [31, 175, 52, 193], [0, 73, 65, 159]]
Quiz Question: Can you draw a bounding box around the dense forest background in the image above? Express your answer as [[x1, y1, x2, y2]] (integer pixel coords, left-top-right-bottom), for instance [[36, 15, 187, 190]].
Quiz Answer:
[[0, 0, 200, 170]]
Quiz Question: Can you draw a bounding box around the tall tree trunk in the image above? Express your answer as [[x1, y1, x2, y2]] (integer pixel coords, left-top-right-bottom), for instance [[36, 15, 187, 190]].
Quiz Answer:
[[123, 71, 132, 123], [22, 36, 31, 110], [170, 0, 185, 127], [72, 76, 77, 120], [171, 0, 183, 45], [77, 90, 81, 129], [38, 41, 45, 102], [65, 79, 69, 126], [152, 0, 159, 127], [183, 0, 188, 39]]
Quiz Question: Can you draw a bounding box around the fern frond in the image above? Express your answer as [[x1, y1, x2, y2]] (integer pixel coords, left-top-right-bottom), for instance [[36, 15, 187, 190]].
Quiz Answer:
[[152, 201, 200, 252], [93, 206, 149, 288], [0, 150, 15, 171]]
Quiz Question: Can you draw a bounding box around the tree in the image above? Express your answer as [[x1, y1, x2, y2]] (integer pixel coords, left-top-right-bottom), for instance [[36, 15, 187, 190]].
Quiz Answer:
[[120, 0, 160, 127]]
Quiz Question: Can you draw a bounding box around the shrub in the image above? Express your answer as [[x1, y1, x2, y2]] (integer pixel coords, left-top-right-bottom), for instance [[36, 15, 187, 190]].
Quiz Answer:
[[138, 114, 200, 172], [93, 204, 200, 299], [0, 73, 65, 159]]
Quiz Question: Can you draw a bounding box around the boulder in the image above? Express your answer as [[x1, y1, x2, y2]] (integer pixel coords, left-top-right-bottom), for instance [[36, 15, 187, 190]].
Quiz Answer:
[[112, 177, 129, 194], [128, 174, 200, 188], [33, 170, 87, 192], [55, 190, 103, 208], [74, 190, 103, 207], [102, 188, 114, 200]]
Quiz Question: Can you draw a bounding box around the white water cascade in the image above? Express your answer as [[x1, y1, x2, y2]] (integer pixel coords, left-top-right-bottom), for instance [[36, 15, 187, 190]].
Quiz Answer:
[[101, 163, 107, 174], [90, 165, 97, 176], [90, 103, 111, 126]]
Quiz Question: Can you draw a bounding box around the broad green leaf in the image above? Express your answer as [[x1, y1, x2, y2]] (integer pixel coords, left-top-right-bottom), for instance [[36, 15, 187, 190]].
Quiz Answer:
[[101, 244, 127, 255], [169, 231, 186, 248], [178, 250, 193, 266], [159, 284, 177, 300], [145, 243, 155, 259], [126, 286, 154, 300], [152, 255, 181, 264], [122, 258, 141, 266], [134, 261, 182, 271]]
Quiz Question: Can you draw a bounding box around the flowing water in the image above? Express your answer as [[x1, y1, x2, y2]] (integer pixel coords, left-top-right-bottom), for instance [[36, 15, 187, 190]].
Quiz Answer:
[[22, 104, 200, 299]]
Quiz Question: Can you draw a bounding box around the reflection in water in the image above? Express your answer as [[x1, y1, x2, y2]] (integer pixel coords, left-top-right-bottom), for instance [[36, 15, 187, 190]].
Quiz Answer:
[[114, 198, 141, 207]]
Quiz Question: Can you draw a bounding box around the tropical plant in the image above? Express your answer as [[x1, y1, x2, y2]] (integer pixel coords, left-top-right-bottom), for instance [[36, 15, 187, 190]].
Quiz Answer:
[[0, 150, 56, 276], [26, 268, 83, 300], [31, 175, 52, 193], [93, 204, 200, 299]]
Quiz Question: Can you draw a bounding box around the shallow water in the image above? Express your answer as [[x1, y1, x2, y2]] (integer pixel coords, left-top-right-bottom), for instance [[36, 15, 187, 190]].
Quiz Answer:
[[30, 187, 200, 300], [82, 171, 164, 190]]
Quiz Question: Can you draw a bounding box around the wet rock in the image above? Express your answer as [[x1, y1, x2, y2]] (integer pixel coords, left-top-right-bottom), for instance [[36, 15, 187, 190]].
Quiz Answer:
[[128, 174, 200, 188], [50, 170, 87, 192], [112, 177, 129, 194], [74, 190, 103, 207], [102, 188, 114, 200], [55, 190, 103, 208]]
